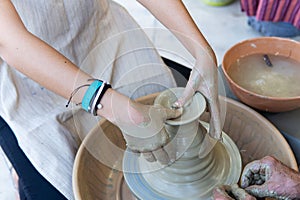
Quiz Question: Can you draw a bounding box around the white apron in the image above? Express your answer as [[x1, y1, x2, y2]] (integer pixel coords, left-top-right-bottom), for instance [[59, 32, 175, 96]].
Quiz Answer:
[[0, 0, 176, 199]]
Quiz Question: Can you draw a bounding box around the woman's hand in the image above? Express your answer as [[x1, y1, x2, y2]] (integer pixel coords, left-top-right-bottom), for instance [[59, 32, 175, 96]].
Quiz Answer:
[[173, 53, 222, 158], [118, 102, 182, 165], [137, 0, 222, 156], [213, 184, 256, 200], [188, 56, 221, 141], [101, 90, 182, 165], [241, 156, 300, 199]]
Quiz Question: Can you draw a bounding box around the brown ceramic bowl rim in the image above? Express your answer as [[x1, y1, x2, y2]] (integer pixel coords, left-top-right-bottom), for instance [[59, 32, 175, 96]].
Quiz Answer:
[[222, 37, 300, 101]]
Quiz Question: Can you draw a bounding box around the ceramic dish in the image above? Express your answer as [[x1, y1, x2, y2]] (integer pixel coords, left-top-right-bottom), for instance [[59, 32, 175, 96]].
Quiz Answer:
[[222, 37, 300, 112]]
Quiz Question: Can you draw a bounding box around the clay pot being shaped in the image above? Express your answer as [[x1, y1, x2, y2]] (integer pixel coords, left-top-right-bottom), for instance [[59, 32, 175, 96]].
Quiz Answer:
[[123, 88, 242, 199]]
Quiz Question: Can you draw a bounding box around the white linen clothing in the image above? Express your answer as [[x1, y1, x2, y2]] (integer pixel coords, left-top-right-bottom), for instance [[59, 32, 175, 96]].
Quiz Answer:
[[0, 0, 176, 199]]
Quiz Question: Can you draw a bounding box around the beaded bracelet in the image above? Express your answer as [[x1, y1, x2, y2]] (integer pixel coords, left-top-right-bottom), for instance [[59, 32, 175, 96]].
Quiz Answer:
[[81, 80, 103, 112]]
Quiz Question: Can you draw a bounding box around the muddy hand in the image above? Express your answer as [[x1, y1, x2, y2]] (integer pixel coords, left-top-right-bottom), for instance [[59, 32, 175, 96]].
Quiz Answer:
[[213, 184, 256, 200], [241, 156, 300, 199], [198, 94, 222, 158], [174, 57, 222, 158], [116, 101, 182, 166]]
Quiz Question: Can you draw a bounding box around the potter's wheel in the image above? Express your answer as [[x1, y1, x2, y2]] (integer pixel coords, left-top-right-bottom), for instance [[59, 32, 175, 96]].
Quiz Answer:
[[73, 94, 298, 200], [123, 122, 241, 200], [122, 89, 241, 199], [115, 174, 138, 200]]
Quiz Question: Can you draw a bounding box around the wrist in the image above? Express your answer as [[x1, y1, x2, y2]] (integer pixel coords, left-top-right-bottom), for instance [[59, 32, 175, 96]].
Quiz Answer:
[[195, 45, 217, 66], [96, 88, 114, 120]]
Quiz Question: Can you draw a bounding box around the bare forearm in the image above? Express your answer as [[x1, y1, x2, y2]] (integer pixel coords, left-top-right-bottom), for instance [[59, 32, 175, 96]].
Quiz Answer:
[[1, 32, 91, 101], [137, 0, 216, 63], [0, 0, 91, 102], [0, 0, 119, 120]]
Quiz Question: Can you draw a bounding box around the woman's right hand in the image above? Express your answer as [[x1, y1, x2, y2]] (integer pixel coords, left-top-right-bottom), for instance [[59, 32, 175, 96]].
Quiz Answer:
[[100, 89, 182, 165], [241, 156, 300, 199]]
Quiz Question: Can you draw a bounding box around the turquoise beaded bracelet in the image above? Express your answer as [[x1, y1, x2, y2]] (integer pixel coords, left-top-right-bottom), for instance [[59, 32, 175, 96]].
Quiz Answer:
[[81, 80, 103, 112]]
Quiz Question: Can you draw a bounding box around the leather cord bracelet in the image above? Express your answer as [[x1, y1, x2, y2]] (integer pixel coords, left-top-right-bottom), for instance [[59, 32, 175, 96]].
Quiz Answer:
[[89, 81, 111, 116]]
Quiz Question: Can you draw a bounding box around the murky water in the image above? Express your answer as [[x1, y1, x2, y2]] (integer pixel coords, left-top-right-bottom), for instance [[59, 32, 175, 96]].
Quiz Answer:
[[228, 54, 300, 97]]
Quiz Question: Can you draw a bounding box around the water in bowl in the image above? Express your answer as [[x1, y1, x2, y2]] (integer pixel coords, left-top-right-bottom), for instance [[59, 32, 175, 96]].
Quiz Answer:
[[228, 53, 300, 97]]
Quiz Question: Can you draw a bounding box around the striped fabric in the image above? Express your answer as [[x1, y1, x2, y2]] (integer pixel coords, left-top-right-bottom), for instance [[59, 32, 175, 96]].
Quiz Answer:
[[240, 0, 300, 28], [0, 0, 176, 199]]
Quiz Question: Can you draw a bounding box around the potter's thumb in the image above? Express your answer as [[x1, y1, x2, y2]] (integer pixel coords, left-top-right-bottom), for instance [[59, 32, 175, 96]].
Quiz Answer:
[[164, 107, 182, 120], [245, 185, 269, 198]]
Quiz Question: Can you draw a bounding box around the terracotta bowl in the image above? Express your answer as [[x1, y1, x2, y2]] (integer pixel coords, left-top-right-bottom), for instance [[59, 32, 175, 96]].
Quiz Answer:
[[222, 37, 300, 112], [73, 94, 298, 200]]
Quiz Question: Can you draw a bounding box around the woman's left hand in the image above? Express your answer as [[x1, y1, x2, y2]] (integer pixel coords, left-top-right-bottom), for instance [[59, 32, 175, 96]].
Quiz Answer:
[[174, 54, 222, 144]]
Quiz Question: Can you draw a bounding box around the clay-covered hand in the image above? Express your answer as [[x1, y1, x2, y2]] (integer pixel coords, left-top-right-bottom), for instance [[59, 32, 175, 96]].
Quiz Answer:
[[113, 98, 182, 165], [213, 184, 256, 200], [173, 52, 222, 159], [173, 54, 222, 141], [241, 156, 300, 199]]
